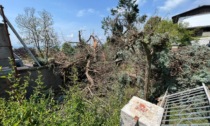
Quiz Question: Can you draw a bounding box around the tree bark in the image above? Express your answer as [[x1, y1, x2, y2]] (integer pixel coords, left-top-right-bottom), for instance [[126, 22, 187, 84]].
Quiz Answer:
[[142, 43, 152, 100], [144, 54, 151, 100], [37, 46, 44, 58], [85, 59, 94, 87], [79, 30, 82, 43]]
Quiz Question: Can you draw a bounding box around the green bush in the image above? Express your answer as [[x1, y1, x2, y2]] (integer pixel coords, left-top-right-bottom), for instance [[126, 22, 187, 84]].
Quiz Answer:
[[151, 45, 210, 98], [0, 68, 126, 126], [62, 42, 75, 56]]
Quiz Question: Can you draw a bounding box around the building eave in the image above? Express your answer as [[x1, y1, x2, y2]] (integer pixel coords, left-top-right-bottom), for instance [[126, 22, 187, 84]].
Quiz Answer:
[[172, 5, 210, 23], [186, 25, 210, 29]]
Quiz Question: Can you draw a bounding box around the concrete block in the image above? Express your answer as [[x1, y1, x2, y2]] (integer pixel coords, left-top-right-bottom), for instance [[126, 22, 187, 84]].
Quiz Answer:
[[121, 96, 164, 126]]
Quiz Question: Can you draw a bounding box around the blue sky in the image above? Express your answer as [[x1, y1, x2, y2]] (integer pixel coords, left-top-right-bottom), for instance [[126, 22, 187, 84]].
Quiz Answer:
[[0, 0, 210, 48]]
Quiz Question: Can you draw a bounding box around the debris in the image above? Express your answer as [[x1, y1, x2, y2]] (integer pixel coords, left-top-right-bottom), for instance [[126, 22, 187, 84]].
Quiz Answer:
[[121, 96, 164, 126]]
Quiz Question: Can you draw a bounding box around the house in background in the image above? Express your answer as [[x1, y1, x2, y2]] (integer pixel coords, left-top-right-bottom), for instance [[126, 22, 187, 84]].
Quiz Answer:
[[172, 5, 210, 45]]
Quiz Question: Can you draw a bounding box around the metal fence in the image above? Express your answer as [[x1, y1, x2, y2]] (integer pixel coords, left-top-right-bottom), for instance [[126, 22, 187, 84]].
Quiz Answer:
[[161, 84, 210, 125]]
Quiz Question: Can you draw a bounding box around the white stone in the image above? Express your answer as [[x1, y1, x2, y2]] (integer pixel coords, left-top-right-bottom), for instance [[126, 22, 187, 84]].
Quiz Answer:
[[120, 96, 164, 126]]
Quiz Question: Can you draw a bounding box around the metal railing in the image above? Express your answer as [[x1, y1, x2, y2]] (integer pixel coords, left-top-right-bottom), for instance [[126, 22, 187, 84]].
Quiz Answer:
[[161, 84, 210, 125]]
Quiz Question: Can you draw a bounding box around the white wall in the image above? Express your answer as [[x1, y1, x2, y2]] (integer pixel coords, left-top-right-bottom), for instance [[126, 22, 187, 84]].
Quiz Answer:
[[191, 37, 210, 45], [178, 13, 210, 28]]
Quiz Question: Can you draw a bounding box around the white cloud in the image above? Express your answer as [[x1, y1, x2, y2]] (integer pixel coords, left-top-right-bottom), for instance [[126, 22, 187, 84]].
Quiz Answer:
[[87, 8, 94, 13], [68, 33, 74, 38], [135, 0, 147, 6], [77, 10, 86, 17], [159, 0, 188, 11], [54, 21, 79, 42], [76, 8, 99, 17]]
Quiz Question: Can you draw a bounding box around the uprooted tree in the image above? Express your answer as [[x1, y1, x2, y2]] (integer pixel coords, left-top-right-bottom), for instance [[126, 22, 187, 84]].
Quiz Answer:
[[49, 30, 111, 96], [102, 0, 192, 100], [13, 1, 194, 101], [102, 0, 156, 100]]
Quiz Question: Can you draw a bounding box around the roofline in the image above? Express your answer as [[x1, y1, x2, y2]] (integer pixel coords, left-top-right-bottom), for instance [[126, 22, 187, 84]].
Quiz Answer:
[[186, 25, 210, 29], [172, 5, 210, 19]]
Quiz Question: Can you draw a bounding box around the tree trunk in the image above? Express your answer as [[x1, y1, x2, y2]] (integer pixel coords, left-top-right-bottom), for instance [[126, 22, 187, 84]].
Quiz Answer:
[[144, 54, 151, 100], [45, 39, 49, 61], [85, 59, 94, 87], [142, 43, 152, 100], [45, 45, 49, 61], [79, 30, 82, 43], [37, 46, 44, 58]]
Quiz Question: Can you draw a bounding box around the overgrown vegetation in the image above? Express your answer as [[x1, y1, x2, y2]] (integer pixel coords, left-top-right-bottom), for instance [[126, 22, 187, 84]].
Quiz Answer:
[[0, 68, 131, 125], [1, 0, 210, 125], [101, 0, 192, 100]]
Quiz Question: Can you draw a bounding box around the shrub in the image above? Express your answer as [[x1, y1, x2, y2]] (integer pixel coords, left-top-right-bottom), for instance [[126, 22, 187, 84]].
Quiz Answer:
[[0, 68, 126, 125], [151, 45, 210, 99]]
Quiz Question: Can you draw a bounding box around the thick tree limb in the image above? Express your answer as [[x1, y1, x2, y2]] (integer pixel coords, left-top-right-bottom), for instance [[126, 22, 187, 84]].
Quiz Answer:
[[78, 30, 82, 43], [85, 59, 94, 87]]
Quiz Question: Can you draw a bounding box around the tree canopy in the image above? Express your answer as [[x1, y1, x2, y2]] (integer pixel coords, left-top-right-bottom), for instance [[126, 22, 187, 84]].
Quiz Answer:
[[144, 16, 193, 46], [16, 8, 59, 60]]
